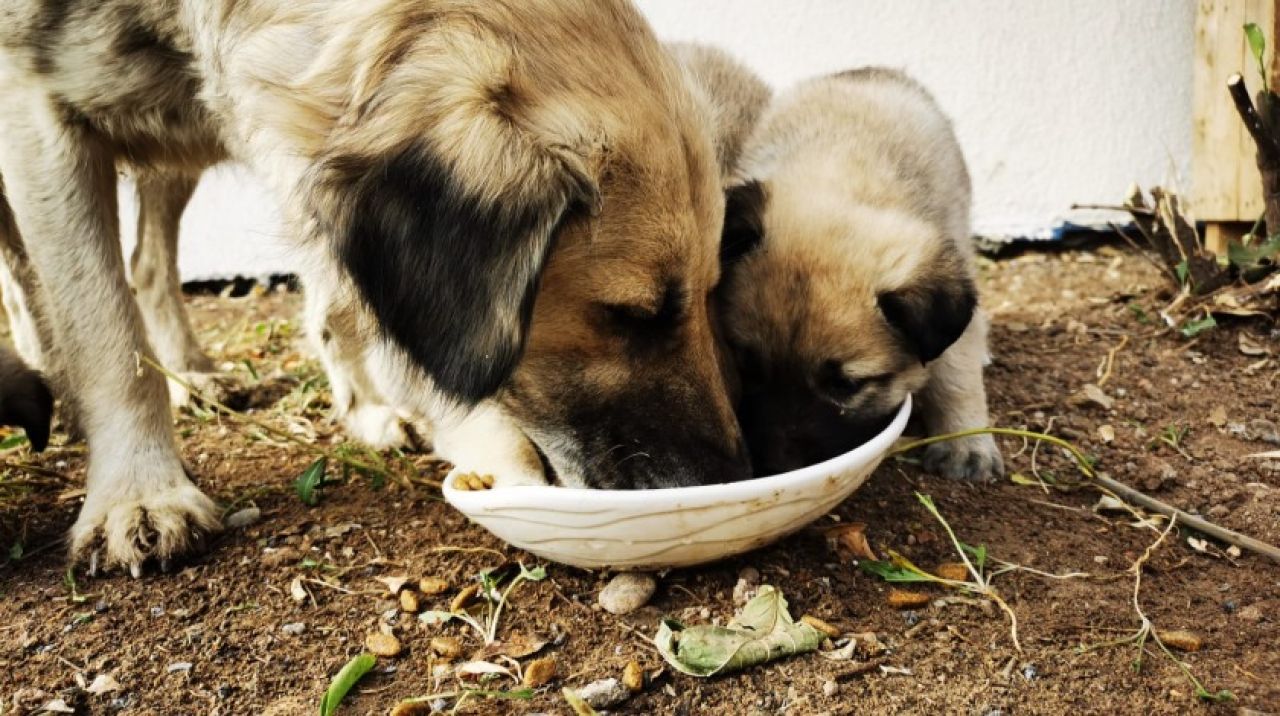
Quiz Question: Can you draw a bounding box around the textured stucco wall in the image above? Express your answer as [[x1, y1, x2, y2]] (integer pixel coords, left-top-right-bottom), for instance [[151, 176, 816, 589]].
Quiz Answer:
[[119, 0, 1196, 280]]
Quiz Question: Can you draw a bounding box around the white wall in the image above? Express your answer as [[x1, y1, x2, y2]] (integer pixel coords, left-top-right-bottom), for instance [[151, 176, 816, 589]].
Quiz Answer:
[[121, 1, 1197, 281]]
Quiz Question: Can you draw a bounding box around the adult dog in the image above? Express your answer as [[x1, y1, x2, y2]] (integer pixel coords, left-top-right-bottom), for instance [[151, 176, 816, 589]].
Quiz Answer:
[[0, 0, 749, 574]]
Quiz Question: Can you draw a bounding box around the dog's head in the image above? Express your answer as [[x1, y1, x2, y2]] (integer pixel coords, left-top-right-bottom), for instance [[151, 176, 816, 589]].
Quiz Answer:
[[306, 1, 749, 488], [0, 347, 54, 452], [718, 180, 976, 475]]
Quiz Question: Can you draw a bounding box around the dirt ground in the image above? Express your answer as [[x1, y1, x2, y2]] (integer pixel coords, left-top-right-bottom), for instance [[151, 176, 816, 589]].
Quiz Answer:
[[1, 245, 1278, 715]]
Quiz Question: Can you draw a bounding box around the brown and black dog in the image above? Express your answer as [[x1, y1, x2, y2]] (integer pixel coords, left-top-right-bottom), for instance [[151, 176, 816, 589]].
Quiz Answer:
[[0, 0, 749, 574]]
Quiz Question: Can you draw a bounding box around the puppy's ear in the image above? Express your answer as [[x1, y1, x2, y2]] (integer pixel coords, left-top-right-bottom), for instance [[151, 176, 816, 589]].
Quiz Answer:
[[0, 350, 54, 451], [720, 180, 767, 266], [313, 143, 596, 403], [877, 274, 977, 364]]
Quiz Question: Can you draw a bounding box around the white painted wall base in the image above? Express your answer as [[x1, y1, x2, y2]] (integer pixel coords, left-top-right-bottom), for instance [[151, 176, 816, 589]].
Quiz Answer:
[[117, 1, 1197, 281]]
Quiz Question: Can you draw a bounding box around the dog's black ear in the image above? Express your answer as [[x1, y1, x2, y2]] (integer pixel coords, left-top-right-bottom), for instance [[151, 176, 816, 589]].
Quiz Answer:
[[0, 350, 54, 452], [314, 143, 596, 404], [877, 274, 977, 364], [721, 180, 767, 266]]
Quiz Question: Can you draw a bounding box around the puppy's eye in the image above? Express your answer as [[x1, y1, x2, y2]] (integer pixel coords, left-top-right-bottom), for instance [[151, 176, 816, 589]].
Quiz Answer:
[[601, 283, 686, 330], [604, 303, 660, 324]]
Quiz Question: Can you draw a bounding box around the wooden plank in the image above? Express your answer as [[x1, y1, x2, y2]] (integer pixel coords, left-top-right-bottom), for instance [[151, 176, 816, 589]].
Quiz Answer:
[[1203, 220, 1251, 253], [1236, 0, 1273, 220], [1193, 0, 1244, 221]]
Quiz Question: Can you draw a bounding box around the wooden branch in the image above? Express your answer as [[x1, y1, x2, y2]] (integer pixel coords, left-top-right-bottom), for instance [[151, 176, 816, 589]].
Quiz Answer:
[[1228, 73, 1280, 162]]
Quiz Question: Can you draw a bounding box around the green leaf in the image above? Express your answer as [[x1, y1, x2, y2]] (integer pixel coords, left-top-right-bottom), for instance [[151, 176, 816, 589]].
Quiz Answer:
[[1197, 687, 1236, 703], [1179, 315, 1217, 338], [319, 652, 376, 716], [1227, 232, 1280, 272], [295, 457, 328, 506], [1245, 22, 1267, 81], [1174, 260, 1189, 285], [961, 542, 988, 573], [1126, 303, 1152, 325], [520, 564, 548, 581], [8, 541, 22, 561], [0, 433, 29, 450], [653, 585, 824, 677], [858, 560, 934, 583]]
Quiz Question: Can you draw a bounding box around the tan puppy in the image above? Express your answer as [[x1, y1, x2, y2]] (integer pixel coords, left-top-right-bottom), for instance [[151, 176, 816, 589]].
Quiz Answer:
[[0, 344, 53, 452], [0, 0, 748, 574], [720, 68, 1003, 480], [666, 43, 772, 186]]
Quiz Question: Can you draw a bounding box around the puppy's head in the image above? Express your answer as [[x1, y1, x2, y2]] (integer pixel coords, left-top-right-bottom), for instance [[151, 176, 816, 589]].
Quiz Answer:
[[0, 347, 54, 452], [719, 180, 975, 475], [307, 2, 749, 488]]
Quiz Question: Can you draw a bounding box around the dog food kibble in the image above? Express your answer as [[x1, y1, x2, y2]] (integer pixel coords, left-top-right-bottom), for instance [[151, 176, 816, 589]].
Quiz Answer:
[[1157, 630, 1203, 652], [365, 632, 402, 657], [429, 636, 462, 659], [887, 588, 931, 610], [935, 563, 970, 582], [418, 577, 449, 596], [399, 590, 421, 613], [621, 660, 644, 692], [389, 703, 431, 716], [450, 585, 480, 613], [522, 656, 557, 688], [598, 573, 657, 615], [451, 472, 495, 491], [800, 615, 841, 638]]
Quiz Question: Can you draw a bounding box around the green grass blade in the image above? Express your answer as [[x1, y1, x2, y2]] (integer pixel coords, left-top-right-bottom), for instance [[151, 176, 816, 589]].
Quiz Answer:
[[319, 652, 377, 716]]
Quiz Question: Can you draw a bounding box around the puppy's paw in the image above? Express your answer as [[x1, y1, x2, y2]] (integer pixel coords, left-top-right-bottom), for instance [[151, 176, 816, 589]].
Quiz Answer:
[[922, 434, 1004, 482], [71, 477, 222, 577], [341, 404, 419, 450]]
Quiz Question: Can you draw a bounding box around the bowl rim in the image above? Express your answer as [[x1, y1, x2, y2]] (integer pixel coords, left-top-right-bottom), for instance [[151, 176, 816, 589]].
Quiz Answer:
[[443, 395, 911, 512]]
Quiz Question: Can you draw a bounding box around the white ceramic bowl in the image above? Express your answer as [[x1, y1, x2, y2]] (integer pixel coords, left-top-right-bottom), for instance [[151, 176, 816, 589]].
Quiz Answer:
[[443, 396, 911, 570]]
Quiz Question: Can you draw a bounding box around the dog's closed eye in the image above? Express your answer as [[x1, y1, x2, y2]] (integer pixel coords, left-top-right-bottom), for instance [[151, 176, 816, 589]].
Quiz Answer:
[[601, 281, 686, 331], [815, 360, 890, 404]]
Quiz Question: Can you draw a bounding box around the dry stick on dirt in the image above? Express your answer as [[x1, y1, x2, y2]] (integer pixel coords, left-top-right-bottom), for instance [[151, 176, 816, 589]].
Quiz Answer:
[[139, 355, 438, 489], [894, 428, 1280, 564]]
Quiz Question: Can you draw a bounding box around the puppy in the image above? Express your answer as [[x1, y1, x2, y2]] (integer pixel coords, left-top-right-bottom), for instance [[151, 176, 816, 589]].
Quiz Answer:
[[0, 0, 748, 574], [666, 43, 772, 187], [0, 344, 53, 452], [720, 67, 1004, 480]]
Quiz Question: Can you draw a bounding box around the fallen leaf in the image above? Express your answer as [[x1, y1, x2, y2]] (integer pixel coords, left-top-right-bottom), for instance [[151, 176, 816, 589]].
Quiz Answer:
[[323, 522, 361, 539], [1186, 536, 1210, 554], [825, 523, 878, 561], [456, 661, 513, 680], [319, 653, 376, 716], [1093, 495, 1130, 514], [562, 687, 600, 716], [1238, 334, 1269, 356], [1070, 383, 1114, 411], [41, 699, 75, 714], [85, 673, 121, 695], [289, 577, 307, 603], [375, 576, 410, 595], [879, 665, 913, 676], [653, 585, 823, 677], [472, 634, 549, 661]]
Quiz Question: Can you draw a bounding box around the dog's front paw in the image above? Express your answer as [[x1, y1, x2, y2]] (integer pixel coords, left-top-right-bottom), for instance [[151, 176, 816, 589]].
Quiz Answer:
[[71, 477, 222, 577], [341, 404, 420, 450], [922, 434, 1004, 482], [168, 370, 241, 410]]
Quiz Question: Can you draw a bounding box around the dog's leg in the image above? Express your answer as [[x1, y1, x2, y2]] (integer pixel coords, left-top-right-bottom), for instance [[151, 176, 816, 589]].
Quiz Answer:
[[0, 104, 220, 573], [436, 402, 548, 490], [0, 179, 49, 370], [129, 171, 234, 408], [918, 310, 1004, 481], [301, 268, 420, 450]]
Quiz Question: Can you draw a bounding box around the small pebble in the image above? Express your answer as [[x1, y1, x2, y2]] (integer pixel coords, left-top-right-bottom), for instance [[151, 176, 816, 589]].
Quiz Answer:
[[598, 573, 657, 615], [399, 590, 421, 614], [280, 622, 306, 636], [225, 507, 261, 529], [167, 662, 193, 673], [821, 680, 838, 697], [1021, 664, 1038, 681], [576, 678, 630, 709], [429, 637, 461, 659], [733, 567, 761, 605], [366, 632, 403, 657], [522, 656, 557, 688], [419, 577, 449, 596]]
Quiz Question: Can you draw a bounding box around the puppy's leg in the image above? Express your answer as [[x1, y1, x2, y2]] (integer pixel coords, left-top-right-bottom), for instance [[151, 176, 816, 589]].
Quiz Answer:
[[435, 403, 547, 490], [302, 267, 418, 449], [0, 179, 50, 370], [918, 310, 1004, 481], [130, 171, 233, 408], [0, 102, 220, 573]]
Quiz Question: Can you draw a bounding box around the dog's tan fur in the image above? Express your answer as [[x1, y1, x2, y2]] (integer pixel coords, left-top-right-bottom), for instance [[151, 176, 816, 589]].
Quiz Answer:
[[722, 68, 1003, 479], [0, 0, 747, 573]]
